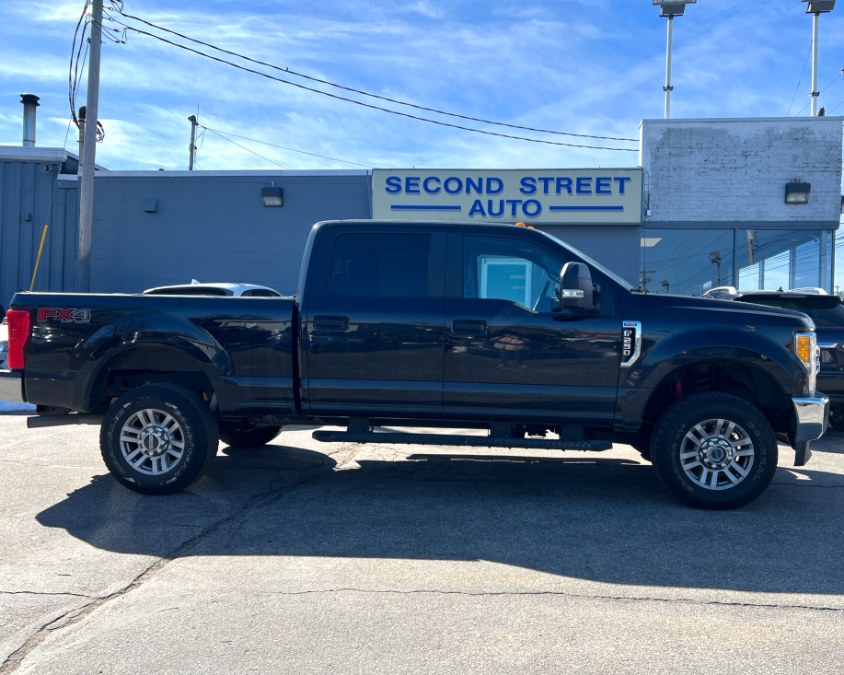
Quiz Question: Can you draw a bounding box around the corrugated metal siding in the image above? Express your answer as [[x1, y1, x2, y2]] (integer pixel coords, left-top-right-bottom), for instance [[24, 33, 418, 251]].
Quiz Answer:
[[0, 160, 78, 309]]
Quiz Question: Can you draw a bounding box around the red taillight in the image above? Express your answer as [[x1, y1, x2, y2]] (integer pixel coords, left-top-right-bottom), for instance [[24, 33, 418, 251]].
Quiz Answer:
[[6, 309, 31, 370]]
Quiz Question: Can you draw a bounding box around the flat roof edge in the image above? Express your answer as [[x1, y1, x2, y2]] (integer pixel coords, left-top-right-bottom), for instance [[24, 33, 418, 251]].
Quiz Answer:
[[0, 146, 69, 162], [93, 169, 371, 178]]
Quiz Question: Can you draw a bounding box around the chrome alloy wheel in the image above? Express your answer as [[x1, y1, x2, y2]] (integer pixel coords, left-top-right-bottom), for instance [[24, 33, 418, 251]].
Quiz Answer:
[[679, 418, 755, 491], [119, 407, 186, 476]]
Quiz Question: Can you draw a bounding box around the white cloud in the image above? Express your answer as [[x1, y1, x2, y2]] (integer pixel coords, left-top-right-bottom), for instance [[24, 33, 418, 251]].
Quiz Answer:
[[7, 0, 85, 24]]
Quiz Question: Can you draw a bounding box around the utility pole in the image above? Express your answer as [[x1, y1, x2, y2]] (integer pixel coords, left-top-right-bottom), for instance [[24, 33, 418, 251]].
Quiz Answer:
[[77, 0, 103, 292], [188, 115, 198, 170]]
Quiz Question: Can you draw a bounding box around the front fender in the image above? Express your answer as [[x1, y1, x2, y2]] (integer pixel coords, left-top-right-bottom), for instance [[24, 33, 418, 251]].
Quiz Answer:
[[615, 327, 807, 432], [630, 327, 806, 394]]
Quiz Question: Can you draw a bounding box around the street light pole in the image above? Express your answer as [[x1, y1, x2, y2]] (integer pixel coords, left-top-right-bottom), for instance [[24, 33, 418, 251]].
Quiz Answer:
[[653, 1, 696, 119], [709, 251, 722, 286], [811, 11, 820, 116], [664, 15, 674, 119], [803, 1, 836, 116]]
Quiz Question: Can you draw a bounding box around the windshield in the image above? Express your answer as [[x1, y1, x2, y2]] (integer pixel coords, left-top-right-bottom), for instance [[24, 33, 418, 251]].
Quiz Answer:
[[536, 229, 636, 291]]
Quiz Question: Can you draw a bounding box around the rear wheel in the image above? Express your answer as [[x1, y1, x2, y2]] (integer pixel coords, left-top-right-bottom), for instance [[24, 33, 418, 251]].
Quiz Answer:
[[100, 385, 218, 494], [219, 422, 282, 448], [650, 392, 778, 509]]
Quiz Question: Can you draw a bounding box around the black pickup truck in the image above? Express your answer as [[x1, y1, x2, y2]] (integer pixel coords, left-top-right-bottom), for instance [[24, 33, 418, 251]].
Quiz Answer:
[[0, 220, 828, 508]]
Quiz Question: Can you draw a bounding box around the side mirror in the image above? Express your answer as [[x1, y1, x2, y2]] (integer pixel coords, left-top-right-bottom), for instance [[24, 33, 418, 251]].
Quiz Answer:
[[558, 262, 595, 311]]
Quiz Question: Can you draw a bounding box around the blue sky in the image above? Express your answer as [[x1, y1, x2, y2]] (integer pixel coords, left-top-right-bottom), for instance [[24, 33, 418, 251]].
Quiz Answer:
[[1, 0, 842, 171]]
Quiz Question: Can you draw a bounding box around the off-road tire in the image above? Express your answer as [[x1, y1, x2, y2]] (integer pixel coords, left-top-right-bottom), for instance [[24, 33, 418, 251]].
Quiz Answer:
[[100, 384, 218, 494], [650, 392, 778, 509]]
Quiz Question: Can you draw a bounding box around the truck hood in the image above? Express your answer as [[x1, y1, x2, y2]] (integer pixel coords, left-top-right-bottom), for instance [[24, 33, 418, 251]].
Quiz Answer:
[[625, 292, 816, 331]]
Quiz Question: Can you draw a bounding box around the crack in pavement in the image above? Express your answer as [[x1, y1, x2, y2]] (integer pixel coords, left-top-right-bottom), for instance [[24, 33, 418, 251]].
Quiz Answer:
[[0, 590, 92, 599], [0, 463, 331, 674], [251, 587, 844, 613]]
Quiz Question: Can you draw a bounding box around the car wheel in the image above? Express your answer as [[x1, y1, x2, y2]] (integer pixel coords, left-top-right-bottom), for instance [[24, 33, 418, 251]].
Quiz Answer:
[[219, 422, 282, 448], [100, 384, 218, 494], [828, 406, 844, 432], [650, 392, 778, 509]]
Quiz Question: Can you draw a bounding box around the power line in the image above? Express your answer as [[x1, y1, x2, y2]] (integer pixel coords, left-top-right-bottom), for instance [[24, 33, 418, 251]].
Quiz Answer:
[[103, 13, 637, 152], [199, 125, 372, 168], [111, 7, 639, 145], [68, 0, 90, 127], [202, 127, 288, 169], [786, 43, 811, 116], [792, 68, 844, 117]]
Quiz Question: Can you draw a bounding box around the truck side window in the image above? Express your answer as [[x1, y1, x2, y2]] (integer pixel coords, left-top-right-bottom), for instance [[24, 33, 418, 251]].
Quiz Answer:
[[463, 235, 564, 312], [329, 233, 431, 298]]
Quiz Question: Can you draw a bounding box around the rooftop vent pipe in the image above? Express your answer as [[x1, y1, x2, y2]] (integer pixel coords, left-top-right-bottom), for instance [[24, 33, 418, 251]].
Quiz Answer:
[[20, 93, 40, 147]]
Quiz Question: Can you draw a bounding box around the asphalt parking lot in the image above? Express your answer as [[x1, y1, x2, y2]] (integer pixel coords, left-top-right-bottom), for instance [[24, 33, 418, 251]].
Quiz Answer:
[[1, 410, 843, 674]]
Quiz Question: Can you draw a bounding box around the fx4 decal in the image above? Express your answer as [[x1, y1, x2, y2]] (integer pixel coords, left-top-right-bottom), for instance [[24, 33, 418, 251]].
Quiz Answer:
[[37, 308, 92, 324]]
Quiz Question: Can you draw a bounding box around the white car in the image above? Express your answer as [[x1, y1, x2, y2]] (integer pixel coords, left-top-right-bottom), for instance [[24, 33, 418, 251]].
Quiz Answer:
[[701, 285, 740, 300], [788, 287, 828, 295], [142, 281, 282, 297]]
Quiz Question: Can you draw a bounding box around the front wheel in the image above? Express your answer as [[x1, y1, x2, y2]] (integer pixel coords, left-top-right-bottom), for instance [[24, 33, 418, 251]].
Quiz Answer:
[[650, 392, 778, 509], [100, 385, 219, 495]]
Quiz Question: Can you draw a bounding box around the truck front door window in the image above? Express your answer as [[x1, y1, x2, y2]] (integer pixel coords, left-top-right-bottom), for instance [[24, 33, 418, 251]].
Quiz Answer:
[[464, 237, 562, 313]]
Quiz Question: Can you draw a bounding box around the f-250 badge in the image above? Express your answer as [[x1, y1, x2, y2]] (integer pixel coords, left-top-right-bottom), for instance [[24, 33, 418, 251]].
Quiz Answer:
[[37, 308, 92, 323], [621, 321, 642, 367]]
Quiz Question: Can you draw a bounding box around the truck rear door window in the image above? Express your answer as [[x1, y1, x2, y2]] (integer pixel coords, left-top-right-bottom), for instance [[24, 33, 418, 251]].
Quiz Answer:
[[329, 233, 431, 298]]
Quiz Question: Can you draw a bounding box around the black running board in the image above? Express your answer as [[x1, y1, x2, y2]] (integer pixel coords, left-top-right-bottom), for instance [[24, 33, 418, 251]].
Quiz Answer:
[[27, 413, 102, 429], [312, 429, 611, 451]]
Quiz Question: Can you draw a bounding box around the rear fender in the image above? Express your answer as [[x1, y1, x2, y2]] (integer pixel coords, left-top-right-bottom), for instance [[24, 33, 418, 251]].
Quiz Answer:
[[81, 324, 229, 409]]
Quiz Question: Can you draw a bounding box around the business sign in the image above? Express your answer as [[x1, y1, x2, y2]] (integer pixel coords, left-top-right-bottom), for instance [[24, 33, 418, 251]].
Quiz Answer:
[[372, 168, 642, 225]]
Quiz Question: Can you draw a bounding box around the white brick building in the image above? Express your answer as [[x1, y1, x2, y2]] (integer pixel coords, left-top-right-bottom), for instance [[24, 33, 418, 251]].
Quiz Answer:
[[640, 117, 843, 295]]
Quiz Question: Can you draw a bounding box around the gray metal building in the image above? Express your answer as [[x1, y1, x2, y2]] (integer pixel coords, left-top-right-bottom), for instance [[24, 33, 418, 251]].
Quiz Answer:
[[0, 147, 79, 309]]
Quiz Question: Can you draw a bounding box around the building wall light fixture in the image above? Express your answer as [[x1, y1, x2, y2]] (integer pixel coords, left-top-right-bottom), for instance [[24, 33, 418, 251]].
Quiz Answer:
[[261, 186, 284, 207], [785, 182, 812, 204]]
